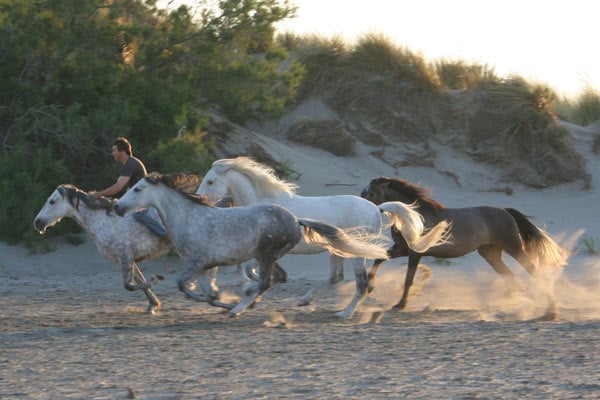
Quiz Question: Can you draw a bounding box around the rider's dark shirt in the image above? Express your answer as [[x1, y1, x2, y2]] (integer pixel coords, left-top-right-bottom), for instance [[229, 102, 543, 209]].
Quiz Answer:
[[118, 156, 147, 197]]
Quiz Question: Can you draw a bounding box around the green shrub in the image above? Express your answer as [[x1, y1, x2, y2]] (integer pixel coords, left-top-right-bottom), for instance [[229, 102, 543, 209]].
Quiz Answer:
[[148, 130, 215, 175], [0, 147, 74, 246]]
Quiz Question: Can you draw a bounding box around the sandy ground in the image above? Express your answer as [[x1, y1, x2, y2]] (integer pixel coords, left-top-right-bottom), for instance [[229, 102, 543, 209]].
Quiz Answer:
[[2, 124, 600, 399]]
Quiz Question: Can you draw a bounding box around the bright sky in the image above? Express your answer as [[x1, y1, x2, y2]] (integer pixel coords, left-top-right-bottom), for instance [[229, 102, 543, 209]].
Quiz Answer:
[[276, 0, 600, 98]]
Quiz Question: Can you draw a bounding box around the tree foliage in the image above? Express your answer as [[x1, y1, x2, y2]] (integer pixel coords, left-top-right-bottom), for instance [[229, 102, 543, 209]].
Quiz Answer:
[[0, 0, 301, 244]]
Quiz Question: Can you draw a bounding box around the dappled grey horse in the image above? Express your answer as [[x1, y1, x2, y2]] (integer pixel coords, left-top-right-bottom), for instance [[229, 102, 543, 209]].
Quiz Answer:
[[361, 177, 569, 313], [33, 184, 172, 314], [114, 173, 391, 318]]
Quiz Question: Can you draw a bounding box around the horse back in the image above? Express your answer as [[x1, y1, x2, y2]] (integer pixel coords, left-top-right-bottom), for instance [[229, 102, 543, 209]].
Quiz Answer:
[[276, 194, 381, 231], [402, 206, 520, 257]]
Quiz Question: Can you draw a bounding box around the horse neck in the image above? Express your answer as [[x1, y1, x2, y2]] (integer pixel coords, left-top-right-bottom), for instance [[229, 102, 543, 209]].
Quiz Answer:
[[227, 170, 265, 205], [387, 188, 439, 220], [69, 202, 109, 240], [152, 186, 208, 233]]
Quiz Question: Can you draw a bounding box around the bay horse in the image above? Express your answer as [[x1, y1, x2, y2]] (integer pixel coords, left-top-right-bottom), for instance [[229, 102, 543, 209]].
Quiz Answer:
[[195, 156, 451, 317], [114, 173, 392, 318], [360, 177, 569, 312]]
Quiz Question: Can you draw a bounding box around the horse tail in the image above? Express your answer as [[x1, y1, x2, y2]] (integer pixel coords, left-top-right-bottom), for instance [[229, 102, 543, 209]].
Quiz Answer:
[[378, 201, 452, 253], [298, 218, 390, 260], [505, 208, 568, 269]]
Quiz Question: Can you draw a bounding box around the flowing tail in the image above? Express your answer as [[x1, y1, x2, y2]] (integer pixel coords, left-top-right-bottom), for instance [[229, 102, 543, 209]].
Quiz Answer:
[[378, 201, 452, 253], [298, 218, 390, 260], [505, 208, 568, 269]]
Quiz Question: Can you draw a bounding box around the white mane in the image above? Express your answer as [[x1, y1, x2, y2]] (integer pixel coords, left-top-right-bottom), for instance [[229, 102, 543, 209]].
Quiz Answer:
[[214, 157, 298, 197]]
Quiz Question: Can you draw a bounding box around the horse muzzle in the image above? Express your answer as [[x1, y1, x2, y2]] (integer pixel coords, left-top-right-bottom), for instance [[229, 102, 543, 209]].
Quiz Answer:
[[114, 204, 126, 217], [33, 218, 47, 234]]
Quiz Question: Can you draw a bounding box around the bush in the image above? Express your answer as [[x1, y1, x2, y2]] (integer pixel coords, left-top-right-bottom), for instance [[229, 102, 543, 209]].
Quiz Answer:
[[147, 130, 215, 175], [0, 147, 74, 245]]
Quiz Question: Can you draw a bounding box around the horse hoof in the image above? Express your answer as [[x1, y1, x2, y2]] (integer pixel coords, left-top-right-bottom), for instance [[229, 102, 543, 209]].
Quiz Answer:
[[146, 306, 159, 315], [334, 310, 353, 319], [297, 299, 311, 307]]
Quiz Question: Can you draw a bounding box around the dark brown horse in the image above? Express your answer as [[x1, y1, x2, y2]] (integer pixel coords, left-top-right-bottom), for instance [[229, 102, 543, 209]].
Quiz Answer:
[[360, 177, 568, 311]]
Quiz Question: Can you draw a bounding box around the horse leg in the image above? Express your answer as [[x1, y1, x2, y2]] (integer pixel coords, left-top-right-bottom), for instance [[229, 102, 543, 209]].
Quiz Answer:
[[242, 260, 287, 291], [132, 262, 163, 314], [477, 245, 516, 277], [230, 255, 278, 317], [298, 254, 344, 306], [369, 242, 410, 293], [335, 257, 368, 319], [394, 254, 422, 310], [177, 266, 236, 310], [506, 247, 558, 320], [367, 259, 385, 293]]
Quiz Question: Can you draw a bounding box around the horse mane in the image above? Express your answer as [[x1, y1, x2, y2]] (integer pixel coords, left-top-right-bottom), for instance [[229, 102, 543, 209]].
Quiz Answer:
[[374, 177, 445, 210], [58, 184, 116, 212], [213, 157, 297, 197], [145, 172, 212, 206]]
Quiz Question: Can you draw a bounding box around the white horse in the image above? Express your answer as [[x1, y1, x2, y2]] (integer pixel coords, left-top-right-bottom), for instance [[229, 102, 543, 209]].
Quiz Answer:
[[114, 173, 392, 318], [33, 184, 172, 314], [196, 156, 451, 317]]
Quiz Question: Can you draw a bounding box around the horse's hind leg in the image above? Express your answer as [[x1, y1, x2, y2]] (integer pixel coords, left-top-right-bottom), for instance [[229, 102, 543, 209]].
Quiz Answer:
[[395, 254, 422, 310], [230, 238, 293, 317], [477, 245, 516, 277], [298, 254, 344, 306], [230, 257, 278, 317], [335, 257, 368, 319], [177, 266, 236, 310], [505, 247, 558, 320], [370, 242, 410, 293]]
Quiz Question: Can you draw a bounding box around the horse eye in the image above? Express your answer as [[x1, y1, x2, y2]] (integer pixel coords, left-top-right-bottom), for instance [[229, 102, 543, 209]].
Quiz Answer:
[[134, 187, 141, 192], [49, 200, 55, 205], [207, 180, 214, 186]]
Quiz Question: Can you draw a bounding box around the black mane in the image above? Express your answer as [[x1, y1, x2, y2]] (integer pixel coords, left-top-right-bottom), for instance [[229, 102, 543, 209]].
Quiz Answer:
[[373, 177, 445, 210], [58, 184, 116, 212], [145, 172, 211, 206]]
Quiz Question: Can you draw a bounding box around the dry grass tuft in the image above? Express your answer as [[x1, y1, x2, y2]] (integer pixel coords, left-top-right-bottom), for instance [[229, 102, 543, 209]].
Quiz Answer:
[[287, 119, 356, 156], [435, 59, 500, 90], [465, 77, 585, 186]]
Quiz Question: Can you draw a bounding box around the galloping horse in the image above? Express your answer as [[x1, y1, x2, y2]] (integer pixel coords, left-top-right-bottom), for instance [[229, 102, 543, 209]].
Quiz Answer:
[[196, 157, 451, 318], [114, 173, 392, 317], [33, 184, 172, 314], [33, 184, 287, 313], [361, 177, 569, 312]]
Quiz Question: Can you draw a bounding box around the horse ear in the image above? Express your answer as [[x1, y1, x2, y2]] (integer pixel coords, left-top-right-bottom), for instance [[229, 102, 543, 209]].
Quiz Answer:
[[212, 163, 230, 175]]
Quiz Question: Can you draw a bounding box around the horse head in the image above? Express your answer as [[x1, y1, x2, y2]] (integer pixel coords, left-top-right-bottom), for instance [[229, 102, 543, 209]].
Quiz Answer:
[[196, 157, 297, 205], [362, 177, 444, 210], [360, 177, 392, 205], [33, 185, 78, 234], [195, 162, 231, 202], [114, 176, 156, 217]]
